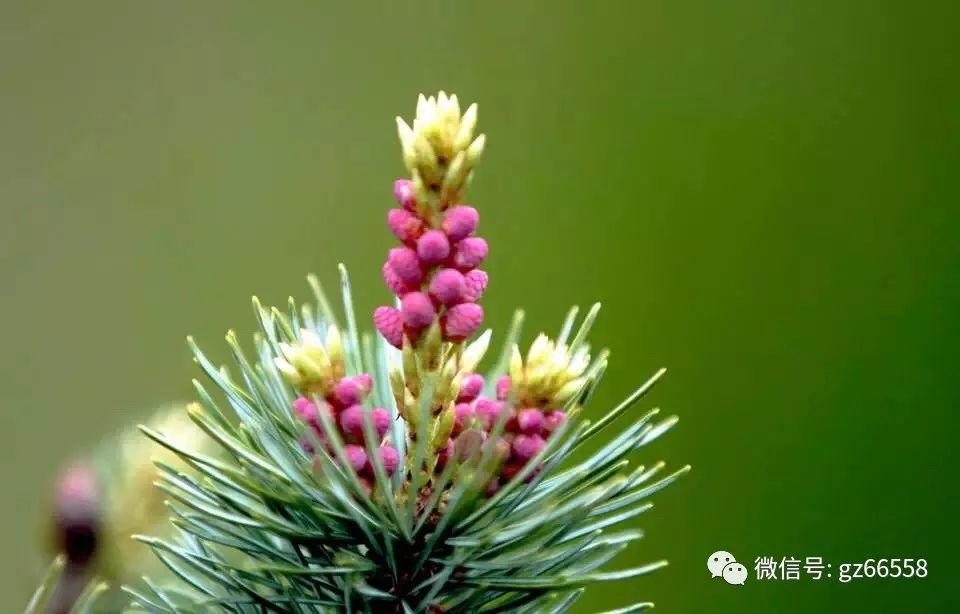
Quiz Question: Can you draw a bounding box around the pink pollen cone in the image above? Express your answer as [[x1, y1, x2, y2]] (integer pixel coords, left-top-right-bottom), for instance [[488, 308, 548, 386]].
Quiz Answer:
[[462, 269, 488, 302], [474, 398, 505, 430], [382, 262, 416, 297], [496, 375, 512, 401], [379, 445, 400, 474], [543, 410, 567, 435], [512, 434, 546, 462], [401, 292, 436, 330], [371, 408, 392, 438], [429, 268, 465, 306], [331, 378, 363, 409], [344, 444, 368, 472], [374, 306, 404, 348], [387, 208, 425, 246], [417, 230, 451, 265], [442, 205, 479, 242], [441, 302, 484, 341], [453, 402, 474, 435], [292, 397, 319, 423], [452, 237, 488, 271], [516, 408, 545, 434], [387, 247, 424, 285], [393, 179, 417, 211], [457, 374, 485, 403], [339, 405, 366, 439], [354, 373, 373, 393]]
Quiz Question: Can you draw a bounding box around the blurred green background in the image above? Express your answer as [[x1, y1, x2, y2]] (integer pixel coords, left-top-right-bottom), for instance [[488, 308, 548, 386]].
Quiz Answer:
[[2, 1, 957, 611]]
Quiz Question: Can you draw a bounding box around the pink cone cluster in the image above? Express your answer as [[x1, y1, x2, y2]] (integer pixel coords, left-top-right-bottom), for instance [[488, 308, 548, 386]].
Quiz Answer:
[[436, 373, 568, 496], [291, 373, 400, 489], [374, 179, 488, 348]]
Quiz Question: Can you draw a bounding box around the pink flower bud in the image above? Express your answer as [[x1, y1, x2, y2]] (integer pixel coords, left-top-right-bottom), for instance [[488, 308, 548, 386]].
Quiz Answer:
[[371, 408, 392, 438], [331, 379, 363, 409], [474, 398, 505, 430], [485, 478, 501, 497], [393, 179, 417, 211], [452, 237, 488, 271], [374, 306, 404, 348], [382, 262, 416, 296], [55, 464, 100, 565], [442, 205, 479, 242], [516, 408, 545, 434], [441, 302, 484, 341], [292, 397, 319, 423], [462, 269, 488, 302], [387, 247, 424, 285], [496, 375, 512, 401], [429, 268, 465, 306], [512, 434, 545, 462], [457, 374, 485, 403], [354, 373, 373, 393], [344, 444, 368, 472], [417, 230, 451, 265], [387, 208, 425, 246], [379, 445, 400, 474], [401, 292, 437, 330], [543, 410, 567, 435], [339, 405, 365, 439], [453, 402, 474, 435], [294, 397, 334, 424]]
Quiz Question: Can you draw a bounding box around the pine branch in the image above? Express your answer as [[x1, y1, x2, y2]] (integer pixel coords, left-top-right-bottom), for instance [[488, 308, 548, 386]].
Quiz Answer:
[[31, 91, 686, 613]]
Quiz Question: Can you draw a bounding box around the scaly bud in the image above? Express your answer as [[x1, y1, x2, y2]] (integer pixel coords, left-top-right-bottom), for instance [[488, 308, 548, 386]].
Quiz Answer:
[[417, 230, 451, 265], [429, 268, 466, 306], [509, 334, 594, 410], [393, 178, 418, 212], [344, 444, 368, 472], [442, 205, 479, 242], [451, 237, 488, 271], [374, 306, 404, 348], [462, 269, 488, 302], [496, 375, 512, 401], [387, 208, 425, 245], [401, 292, 436, 331], [339, 405, 366, 440], [441, 302, 484, 342], [379, 445, 400, 474], [370, 408, 392, 439], [457, 374, 485, 403], [516, 408, 545, 435], [388, 247, 424, 285], [383, 262, 416, 297]]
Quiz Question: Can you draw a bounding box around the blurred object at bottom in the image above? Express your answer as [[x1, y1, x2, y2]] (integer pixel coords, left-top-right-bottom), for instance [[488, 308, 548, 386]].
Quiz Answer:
[[37, 404, 208, 612]]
